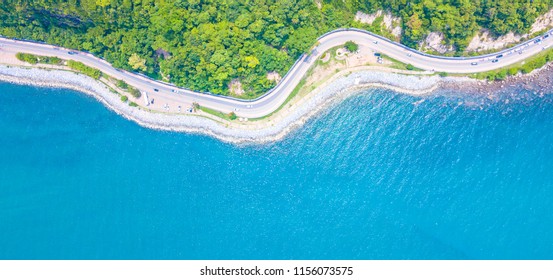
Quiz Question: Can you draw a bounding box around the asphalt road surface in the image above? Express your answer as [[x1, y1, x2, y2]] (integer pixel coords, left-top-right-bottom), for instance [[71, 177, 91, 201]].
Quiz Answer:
[[1, 28, 552, 118]]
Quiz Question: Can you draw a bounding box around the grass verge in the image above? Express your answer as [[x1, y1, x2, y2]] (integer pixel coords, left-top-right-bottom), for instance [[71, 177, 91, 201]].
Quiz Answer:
[[470, 47, 553, 81], [381, 54, 425, 71], [67, 60, 102, 79], [200, 106, 233, 121]]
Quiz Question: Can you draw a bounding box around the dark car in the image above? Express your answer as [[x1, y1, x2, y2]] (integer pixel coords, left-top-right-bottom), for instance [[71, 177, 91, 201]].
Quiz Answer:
[[154, 88, 159, 92], [492, 59, 499, 63], [496, 54, 503, 58], [67, 51, 76, 55], [374, 53, 381, 57]]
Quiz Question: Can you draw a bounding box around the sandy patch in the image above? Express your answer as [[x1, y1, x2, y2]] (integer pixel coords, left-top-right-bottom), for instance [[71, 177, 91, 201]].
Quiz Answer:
[[267, 71, 281, 83], [422, 32, 455, 53], [467, 8, 553, 53], [531, 8, 553, 34], [466, 30, 524, 52], [382, 13, 394, 29], [229, 79, 244, 96], [355, 10, 382, 25], [391, 25, 402, 38], [307, 45, 391, 88], [355, 11, 402, 39], [314, 0, 322, 9]]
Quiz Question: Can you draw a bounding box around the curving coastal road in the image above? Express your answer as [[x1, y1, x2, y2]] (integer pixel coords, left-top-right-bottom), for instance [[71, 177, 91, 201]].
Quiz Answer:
[[1, 28, 553, 118]]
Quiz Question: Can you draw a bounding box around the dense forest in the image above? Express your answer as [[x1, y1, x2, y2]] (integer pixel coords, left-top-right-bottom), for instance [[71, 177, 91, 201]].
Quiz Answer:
[[0, 0, 552, 97]]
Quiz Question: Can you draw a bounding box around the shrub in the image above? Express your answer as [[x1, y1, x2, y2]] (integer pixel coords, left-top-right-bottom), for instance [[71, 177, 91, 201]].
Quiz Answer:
[[228, 111, 237, 120], [507, 67, 519, 76], [15, 53, 38, 64], [129, 102, 138, 107], [495, 69, 508, 80], [128, 87, 141, 98], [344, 41, 359, 53], [438, 72, 448, 77], [546, 52, 553, 62], [120, 95, 128, 102], [406, 64, 415, 70], [116, 80, 129, 89], [42, 56, 62, 65], [521, 64, 532, 74], [192, 102, 200, 111]]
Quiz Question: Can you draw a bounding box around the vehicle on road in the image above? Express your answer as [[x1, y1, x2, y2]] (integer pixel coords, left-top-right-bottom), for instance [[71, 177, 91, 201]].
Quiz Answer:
[[68, 51, 76, 55], [5, 27, 553, 120]]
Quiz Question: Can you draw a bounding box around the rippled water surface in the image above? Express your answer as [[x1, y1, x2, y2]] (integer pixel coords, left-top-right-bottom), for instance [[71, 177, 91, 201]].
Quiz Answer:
[[1, 82, 553, 259]]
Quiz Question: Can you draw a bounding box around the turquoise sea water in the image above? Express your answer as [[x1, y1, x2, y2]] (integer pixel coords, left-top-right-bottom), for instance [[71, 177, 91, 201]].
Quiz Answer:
[[1, 82, 553, 259]]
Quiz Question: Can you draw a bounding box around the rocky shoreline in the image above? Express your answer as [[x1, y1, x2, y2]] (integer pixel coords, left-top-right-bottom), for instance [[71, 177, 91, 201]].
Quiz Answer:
[[0, 64, 551, 144], [442, 63, 553, 95]]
